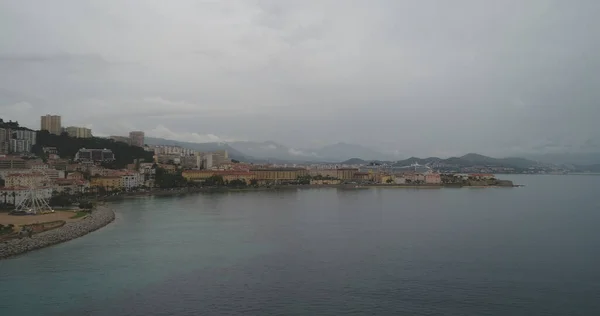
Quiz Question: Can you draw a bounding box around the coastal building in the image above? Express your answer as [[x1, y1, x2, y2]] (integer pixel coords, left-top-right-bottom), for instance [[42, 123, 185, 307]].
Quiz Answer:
[[403, 172, 425, 183], [4, 172, 50, 187], [249, 168, 308, 183], [74, 148, 115, 162], [53, 179, 89, 194], [129, 131, 145, 147], [394, 176, 406, 184], [425, 173, 442, 184], [40, 115, 62, 135], [90, 176, 122, 191], [182, 170, 256, 184], [353, 172, 371, 181], [310, 179, 341, 185], [309, 168, 360, 180], [379, 174, 394, 184], [65, 126, 92, 138]]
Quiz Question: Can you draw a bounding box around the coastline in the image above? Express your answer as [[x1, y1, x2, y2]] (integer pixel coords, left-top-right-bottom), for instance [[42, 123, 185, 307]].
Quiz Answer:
[[100, 182, 516, 201], [0, 206, 115, 260]]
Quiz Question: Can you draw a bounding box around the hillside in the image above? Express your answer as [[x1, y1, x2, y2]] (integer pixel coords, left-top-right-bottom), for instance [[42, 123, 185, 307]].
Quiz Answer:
[[0, 119, 34, 131], [340, 158, 368, 164], [394, 153, 541, 169], [33, 131, 153, 168]]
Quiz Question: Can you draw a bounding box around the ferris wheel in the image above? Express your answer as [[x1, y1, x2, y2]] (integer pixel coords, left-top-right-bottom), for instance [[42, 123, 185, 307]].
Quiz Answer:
[[14, 170, 54, 214]]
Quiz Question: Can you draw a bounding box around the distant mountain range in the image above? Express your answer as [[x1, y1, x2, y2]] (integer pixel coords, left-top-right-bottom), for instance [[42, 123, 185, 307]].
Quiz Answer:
[[146, 138, 392, 162], [343, 153, 546, 169], [145, 137, 248, 161], [523, 152, 600, 166], [145, 137, 600, 169], [227, 141, 390, 162]]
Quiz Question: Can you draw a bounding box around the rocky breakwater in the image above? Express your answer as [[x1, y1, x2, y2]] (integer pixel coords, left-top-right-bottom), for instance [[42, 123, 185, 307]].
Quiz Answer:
[[0, 206, 115, 260]]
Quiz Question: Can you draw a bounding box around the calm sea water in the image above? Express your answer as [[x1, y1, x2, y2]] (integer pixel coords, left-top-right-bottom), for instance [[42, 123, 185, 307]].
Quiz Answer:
[[1, 175, 600, 315]]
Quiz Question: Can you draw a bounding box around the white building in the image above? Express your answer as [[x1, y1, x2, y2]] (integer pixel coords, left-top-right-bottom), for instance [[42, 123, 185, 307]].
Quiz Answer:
[[394, 176, 406, 184], [121, 173, 143, 190], [203, 153, 214, 169]]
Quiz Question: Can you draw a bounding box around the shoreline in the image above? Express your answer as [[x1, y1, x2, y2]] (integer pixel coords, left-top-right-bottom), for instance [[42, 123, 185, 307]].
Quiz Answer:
[[99, 182, 517, 201], [0, 206, 115, 260]]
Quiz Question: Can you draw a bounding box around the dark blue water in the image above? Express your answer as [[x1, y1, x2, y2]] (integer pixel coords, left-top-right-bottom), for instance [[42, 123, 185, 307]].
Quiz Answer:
[[1, 175, 600, 315]]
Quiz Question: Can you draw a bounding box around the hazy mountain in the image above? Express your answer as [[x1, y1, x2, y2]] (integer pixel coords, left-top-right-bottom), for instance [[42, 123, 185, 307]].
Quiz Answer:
[[313, 142, 389, 161], [228, 141, 389, 162], [145, 137, 248, 160], [395, 153, 541, 169], [459, 153, 541, 169], [227, 141, 314, 162], [524, 152, 600, 165], [340, 158, 369, 165], [145, 137, 547, 168]]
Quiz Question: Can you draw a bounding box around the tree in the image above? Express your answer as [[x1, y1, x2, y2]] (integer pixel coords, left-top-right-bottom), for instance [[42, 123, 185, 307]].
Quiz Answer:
[[204, 175, 224, 186], [49, 195, 72, 207], [386, 178, 394, 184], [155, 167, 186, 188], [231, 159, 240, 163], [249, 179, 258, 186], [227, 179, 247, 187], [2, 192, 7, 204]]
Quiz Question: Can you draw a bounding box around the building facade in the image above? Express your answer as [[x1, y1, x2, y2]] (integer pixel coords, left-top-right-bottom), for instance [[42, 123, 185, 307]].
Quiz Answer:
[[249, 168, 308, 183], [74, 148, 116, 162], [65, 126, 92, 138], [0, 128, 9, 154], [90, 176, 122, 190], [182, 170, 256, 184], [424, 173, 442, 184], [0, 156, 27, 169], [40, 115, 62, 135], [129, 131, 145, 147]]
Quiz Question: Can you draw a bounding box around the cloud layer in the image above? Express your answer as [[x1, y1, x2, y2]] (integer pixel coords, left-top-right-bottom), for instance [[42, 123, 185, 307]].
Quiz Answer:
[[1, 0, 599, 157]]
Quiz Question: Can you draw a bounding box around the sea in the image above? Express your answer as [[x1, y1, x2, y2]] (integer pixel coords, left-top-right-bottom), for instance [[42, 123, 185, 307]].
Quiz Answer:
[[1, 175, 599, 315]]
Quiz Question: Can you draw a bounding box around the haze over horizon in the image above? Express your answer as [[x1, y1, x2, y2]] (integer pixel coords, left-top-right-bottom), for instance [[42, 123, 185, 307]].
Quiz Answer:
[[1, 0, 599, 158]]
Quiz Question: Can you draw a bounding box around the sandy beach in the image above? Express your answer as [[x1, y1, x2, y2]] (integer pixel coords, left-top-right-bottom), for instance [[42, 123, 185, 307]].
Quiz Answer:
[[0, 211, 82, 227]]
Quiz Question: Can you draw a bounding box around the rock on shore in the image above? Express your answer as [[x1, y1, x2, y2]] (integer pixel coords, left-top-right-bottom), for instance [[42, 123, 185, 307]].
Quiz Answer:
[[0, 206, 115, 260]]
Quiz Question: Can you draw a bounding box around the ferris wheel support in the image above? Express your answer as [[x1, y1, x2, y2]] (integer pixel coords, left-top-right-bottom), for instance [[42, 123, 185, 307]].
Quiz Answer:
[[14, 170, 54, 214]]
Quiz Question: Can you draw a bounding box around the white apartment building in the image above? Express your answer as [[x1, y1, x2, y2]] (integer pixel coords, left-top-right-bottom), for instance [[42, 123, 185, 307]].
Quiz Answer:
[[121, 173, 143, 190]]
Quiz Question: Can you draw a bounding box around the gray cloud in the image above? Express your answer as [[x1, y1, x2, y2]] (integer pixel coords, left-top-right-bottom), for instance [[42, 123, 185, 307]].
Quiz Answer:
[[1, 0, 599, 157]]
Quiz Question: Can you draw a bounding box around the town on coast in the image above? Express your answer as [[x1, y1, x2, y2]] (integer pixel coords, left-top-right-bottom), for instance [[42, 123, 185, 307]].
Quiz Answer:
[[1, 115, 516, 258]]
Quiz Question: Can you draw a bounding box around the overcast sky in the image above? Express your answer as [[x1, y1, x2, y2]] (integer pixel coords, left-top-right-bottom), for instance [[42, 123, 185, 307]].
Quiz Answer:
[[1, 0, 599, 157]]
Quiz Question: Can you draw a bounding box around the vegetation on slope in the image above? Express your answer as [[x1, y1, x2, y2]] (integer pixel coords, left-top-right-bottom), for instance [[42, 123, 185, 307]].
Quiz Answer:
[[32, 130, 153, 168]]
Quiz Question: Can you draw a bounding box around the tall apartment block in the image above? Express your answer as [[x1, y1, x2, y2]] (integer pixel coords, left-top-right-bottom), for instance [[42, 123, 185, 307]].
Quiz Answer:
[[66, 126, 92, 138], [129, 131, 145, 147], [41, 115, 62, 135]]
